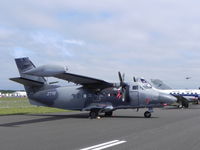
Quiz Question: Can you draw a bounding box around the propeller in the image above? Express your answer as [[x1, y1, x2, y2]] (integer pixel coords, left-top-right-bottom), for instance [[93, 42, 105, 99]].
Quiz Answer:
[[118, 72, 126, 87], [118, 72, 129, 101], [133, 76, 137, 82]]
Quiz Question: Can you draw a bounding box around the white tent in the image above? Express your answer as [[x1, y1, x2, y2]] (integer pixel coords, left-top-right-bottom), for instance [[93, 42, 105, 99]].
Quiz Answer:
[[12, 91, 27, 97]]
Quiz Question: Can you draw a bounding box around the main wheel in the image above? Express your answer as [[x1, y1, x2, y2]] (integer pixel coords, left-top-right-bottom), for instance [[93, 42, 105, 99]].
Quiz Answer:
[[195, 100, 199, 105], [182, 101, 189, 108], [105, 111, 113, 117], [144, 111, 151, 118], [89, 110, 99, 119]]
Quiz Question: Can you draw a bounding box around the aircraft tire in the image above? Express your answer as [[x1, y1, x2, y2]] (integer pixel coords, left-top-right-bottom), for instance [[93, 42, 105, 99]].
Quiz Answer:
[[182, 102, 189, 108], [105, 111, 113, 117], [144, 111, 151, 118], [89, 109, 99, 119]]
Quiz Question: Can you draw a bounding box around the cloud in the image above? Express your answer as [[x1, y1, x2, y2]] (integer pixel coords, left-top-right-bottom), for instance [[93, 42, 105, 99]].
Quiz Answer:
[[1, 0, 200, 89], [63, 39, 85, 46], [12, 47, 35, 58], [0, 27, 14, 39], [29, 31, 76, 58]]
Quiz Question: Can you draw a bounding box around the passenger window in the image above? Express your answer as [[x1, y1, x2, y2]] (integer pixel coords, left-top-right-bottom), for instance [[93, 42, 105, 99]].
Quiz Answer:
[[132, 85, 139, 90]]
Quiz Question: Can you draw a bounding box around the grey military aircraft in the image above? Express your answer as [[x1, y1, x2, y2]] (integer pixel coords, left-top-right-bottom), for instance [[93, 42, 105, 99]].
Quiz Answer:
[[10, 57, 177, 119]]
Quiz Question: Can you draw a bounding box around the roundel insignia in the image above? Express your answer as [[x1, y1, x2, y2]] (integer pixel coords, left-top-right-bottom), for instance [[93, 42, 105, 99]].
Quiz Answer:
[[145, 98, 150, 104]]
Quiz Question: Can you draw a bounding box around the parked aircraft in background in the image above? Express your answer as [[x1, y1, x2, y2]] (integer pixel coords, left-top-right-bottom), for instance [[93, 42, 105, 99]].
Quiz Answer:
[[150, 79, 200, 108], [10, 57, 176, 118]]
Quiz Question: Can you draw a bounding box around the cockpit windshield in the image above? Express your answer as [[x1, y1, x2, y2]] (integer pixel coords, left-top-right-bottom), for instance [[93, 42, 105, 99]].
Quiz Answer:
[[140, 78, 152, 89], [142, 83, 152, 89]]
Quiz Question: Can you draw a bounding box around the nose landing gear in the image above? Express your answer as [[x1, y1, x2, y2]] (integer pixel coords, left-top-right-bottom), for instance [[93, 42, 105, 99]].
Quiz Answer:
[[144, 108, 153, 118], [144, 111, 151, 118]]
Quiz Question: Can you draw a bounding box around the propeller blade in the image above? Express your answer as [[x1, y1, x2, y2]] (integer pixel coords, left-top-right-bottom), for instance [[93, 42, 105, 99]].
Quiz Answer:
[[117, 72, 130, 102], [118, 72, 123, 84], [133, 77, 137, 82], [122, 73, 125, 82]]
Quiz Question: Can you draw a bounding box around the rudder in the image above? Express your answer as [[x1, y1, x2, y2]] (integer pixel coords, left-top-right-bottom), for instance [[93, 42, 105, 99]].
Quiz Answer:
[[15, 57, 46, 84]]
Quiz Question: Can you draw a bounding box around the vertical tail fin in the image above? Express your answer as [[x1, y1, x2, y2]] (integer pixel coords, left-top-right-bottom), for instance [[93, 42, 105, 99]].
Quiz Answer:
[[15, 57, 46, 84], [11, 57, 48, 105]]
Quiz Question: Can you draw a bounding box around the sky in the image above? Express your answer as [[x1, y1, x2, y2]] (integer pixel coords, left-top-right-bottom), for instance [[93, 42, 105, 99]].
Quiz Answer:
[[1, 0, 200, 90]]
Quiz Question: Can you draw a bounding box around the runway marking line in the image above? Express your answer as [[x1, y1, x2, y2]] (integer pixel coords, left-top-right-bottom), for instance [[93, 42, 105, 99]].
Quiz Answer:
[[80, 140, 127, 150]]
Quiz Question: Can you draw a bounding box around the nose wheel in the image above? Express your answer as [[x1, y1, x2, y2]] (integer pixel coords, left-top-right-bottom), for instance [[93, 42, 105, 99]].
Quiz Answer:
[[144, 111, 151, 118]]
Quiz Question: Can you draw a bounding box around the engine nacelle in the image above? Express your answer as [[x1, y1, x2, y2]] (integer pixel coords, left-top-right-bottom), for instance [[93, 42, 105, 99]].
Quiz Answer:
[[23, 65, 68, 77]]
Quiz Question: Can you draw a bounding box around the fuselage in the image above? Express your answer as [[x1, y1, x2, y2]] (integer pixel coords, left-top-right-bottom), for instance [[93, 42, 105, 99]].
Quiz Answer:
[[27, 82, 176, 111]]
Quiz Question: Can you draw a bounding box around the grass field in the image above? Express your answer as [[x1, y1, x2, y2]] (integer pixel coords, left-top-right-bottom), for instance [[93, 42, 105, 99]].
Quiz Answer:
[[0, 97, 68, 115]]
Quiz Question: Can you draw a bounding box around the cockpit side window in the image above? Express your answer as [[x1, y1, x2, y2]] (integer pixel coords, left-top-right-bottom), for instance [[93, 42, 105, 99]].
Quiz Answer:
[[132, 85, 139, 90]]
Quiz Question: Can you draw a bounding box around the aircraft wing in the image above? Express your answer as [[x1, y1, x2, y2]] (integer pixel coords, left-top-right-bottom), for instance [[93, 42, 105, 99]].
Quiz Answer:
[[54, 72, 114, 90]]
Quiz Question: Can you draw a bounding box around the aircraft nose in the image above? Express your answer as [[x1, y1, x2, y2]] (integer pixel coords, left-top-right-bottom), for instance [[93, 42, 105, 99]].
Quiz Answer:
[[159, 93, 177, 105]]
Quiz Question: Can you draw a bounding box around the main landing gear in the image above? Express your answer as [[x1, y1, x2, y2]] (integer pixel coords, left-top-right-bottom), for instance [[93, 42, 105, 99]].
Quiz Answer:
[[177, 101, 189, 108], [89, 109, 99, 119], [89, 109, 113, 119], [182, 101, 189, 108]]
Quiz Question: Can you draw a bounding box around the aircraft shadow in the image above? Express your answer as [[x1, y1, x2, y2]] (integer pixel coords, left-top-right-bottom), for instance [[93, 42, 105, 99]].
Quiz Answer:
[[0, 113, 157, 127], [163, 105, 200, 110], [0, 113, 89, 127], [111, 115, 158, 119], [31, 114, 158, 119], [30, 113, 159, 119]]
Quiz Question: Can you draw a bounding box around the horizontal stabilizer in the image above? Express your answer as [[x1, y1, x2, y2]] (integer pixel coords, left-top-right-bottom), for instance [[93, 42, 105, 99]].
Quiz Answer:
[[10, 77, 44, 87]]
